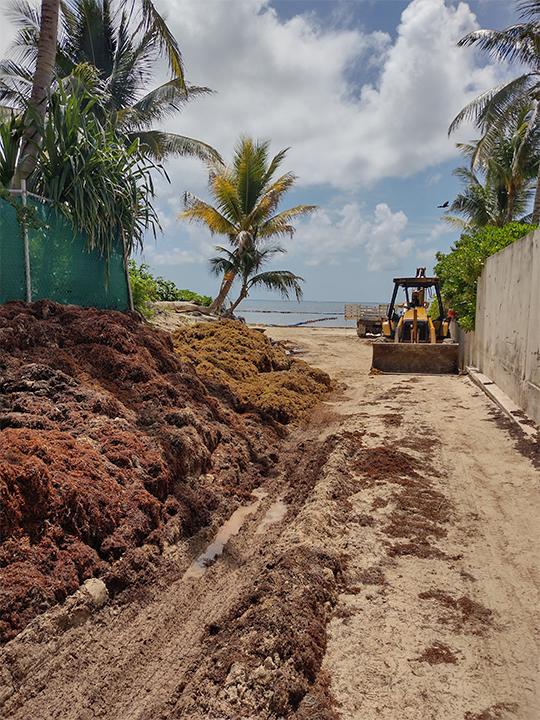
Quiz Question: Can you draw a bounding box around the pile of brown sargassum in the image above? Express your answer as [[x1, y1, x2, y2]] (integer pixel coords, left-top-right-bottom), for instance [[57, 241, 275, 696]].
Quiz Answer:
[[0, 302, 330, 641]]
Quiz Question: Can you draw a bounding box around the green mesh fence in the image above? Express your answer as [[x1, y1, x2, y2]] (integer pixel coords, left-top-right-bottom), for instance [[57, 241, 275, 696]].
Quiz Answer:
[[0, 197, 130, 310]]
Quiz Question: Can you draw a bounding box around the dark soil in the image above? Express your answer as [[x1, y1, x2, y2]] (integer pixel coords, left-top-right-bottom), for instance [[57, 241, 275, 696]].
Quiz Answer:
[[0, 301, 288, 641]]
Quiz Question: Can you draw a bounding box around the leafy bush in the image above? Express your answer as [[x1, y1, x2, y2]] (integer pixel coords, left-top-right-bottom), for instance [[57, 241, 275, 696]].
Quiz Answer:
[[128, 261, 158, 317], [128, 261, 211, 316], [173, 289, 212, 307], [434, 223, 534, 331], [153, 276, 211, 306]]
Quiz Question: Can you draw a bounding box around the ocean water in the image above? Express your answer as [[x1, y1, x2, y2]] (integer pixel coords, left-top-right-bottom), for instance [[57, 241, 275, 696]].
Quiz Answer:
[[238, 298, 380, 328]]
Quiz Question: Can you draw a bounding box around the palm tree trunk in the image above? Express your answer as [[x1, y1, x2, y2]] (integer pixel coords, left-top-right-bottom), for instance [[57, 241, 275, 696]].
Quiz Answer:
[[533, 163, 540, 225], [14, 0, 60, 186], [229, 287, 248, 314], [209, 271, 235, 312]]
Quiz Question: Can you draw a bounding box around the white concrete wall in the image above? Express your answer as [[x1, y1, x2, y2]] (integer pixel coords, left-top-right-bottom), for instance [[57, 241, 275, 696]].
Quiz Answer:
[[464, 230, 539, 425]]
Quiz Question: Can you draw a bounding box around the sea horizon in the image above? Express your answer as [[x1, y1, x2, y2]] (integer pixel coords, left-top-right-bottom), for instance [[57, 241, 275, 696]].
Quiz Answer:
[[238, 298, 384, 328]]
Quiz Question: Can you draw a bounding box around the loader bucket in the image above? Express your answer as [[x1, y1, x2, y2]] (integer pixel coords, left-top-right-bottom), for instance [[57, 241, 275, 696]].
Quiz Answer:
[[371, 343, 459, 374]]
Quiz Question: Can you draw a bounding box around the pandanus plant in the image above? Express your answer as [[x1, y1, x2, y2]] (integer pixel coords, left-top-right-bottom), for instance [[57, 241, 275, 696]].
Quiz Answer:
[[180, 136, 316, 312], [2, 0, 220, 171]]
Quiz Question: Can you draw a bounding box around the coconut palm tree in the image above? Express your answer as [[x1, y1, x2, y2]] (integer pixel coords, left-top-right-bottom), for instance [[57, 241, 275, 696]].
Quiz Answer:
[[2, 0, 220, 163], [181, 136, 316, 312], [14, 0, 60, 184], [446, 101, 539, 228], [209, 241, 303, 314], [449, 0, 540, 220]]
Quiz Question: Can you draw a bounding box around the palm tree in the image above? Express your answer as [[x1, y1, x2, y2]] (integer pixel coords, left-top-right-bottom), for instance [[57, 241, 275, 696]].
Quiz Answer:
[[209, 241, 303, 314], [446, 101, 539, 227], [14, 0, 60, 184], [449, 0, 540, 220], [2, 0, 220, 163], [180, 136, 316, 312]]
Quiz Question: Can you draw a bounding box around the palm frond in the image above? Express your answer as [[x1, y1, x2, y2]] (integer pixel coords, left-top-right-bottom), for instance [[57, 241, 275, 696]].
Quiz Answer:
[[247, 270, 304, 301], [130, 81, 211, 126], [234, 136, 272, 214], [518, 1, 540, 19], [262, 146, 290, 188], [181, 192, 237, 235], [209, 253, 236, 277], [140, 0, 185, 86], [458, 26, 540, 66], [449, 74, 535, 135], [258, 204, 318, 238], [130, 130, 221, 163]]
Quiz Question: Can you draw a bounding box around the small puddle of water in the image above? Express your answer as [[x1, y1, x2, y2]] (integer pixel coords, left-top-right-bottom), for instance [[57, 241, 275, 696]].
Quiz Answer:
[[255, 500, 288, 535], [183, 488, 267, 580]]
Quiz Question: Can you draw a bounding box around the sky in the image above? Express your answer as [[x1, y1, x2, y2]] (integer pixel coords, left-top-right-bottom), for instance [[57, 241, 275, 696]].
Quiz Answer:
[[0, 0, 519, 302]]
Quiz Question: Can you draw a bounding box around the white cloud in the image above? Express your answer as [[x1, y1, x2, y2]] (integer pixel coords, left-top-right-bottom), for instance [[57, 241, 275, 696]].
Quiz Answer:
[[292, 201, 415, 271], [153, 0, 507, 195]]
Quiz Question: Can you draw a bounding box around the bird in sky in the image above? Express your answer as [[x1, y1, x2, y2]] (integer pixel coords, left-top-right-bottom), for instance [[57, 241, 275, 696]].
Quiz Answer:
[[437, 201, 449, 208]]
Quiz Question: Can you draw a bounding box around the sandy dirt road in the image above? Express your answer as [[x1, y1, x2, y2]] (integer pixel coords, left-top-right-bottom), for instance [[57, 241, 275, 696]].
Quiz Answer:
[[1, 327, 538, 720]]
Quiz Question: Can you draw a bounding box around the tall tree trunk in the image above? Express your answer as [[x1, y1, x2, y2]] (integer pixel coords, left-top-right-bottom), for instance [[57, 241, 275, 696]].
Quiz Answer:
[[14, 0, 60, 186], [209, 271, 235, 313], [533, 163, 540, 225]]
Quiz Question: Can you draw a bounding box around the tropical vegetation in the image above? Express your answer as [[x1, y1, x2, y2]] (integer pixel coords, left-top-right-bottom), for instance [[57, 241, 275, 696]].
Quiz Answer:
[[0, 0, 223, 289], [128, 260, 211, 317], [449, 0, 540, 221], [445, 101, 539, 228], [437, 1, 540, 328], [180, 136, 315, 312], [2, 0, 220, 168], [209, 241, 303, 314], [434, 223, 534, 330], [0, 66, 163, 257]]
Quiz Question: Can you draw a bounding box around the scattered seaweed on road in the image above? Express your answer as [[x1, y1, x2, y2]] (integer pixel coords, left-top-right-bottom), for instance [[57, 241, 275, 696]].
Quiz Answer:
[[418, 590, 493, 635], [487, 408, 539, 469], [352, 446, 422, 484], [464, 703, 519, 720], [417, 641, 458, 664], [170, 546, 341, 719]]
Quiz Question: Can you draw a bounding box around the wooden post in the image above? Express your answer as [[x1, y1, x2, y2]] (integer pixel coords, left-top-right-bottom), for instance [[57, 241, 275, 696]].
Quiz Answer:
[[21, 179, 32, 303], [122, 234, 134, 312]]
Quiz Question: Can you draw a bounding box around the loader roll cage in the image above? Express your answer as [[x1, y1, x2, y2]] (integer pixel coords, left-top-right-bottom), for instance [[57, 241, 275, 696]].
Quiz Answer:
[[387, 277, 445, 324]]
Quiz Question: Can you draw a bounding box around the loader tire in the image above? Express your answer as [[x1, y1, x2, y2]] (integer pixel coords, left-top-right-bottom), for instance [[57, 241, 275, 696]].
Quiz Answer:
[[357, 321, 367, 338]]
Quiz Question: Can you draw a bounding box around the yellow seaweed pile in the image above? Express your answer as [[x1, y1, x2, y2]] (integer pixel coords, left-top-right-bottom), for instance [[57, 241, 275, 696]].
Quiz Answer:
[[172, 321, 331, 423]]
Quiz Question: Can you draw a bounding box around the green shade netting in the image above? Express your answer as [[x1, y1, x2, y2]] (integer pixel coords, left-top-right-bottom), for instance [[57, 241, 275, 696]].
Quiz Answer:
[[0, 197, 129, 310]]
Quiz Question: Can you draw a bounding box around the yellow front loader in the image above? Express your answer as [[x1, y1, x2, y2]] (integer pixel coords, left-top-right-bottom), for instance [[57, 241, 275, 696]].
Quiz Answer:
[[372, 270, 459, 374]]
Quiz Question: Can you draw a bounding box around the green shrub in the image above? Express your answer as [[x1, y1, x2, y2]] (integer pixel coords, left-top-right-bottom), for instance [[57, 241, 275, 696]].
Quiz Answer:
[[435, 223, 534, 331], [128, 261, 212, 314], [128, 261, 158, 317]]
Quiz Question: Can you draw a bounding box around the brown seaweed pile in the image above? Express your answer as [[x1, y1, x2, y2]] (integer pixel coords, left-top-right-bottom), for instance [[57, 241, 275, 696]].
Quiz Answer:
[[0, 302, 292, 641]]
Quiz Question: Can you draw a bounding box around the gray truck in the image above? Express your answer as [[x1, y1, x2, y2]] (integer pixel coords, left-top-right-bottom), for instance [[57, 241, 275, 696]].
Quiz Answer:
[[344, 303, 388, 337]]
